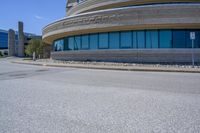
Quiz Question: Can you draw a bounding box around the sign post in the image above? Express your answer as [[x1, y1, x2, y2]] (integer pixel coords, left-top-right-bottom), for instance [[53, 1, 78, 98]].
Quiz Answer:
[[190, 32, 195, 68]]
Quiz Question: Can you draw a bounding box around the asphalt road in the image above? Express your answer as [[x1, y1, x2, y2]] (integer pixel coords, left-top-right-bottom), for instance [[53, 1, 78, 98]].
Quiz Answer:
[[0, 59, 200, 133]]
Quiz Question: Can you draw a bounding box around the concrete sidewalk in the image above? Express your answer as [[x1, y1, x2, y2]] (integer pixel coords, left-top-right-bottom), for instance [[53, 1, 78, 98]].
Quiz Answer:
[[11, 59, 200, 73]]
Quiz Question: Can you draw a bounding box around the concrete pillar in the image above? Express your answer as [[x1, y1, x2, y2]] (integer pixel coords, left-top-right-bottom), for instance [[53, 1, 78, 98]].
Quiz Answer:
[[18, 21, 24, 57], [8, 29, 15, 56]]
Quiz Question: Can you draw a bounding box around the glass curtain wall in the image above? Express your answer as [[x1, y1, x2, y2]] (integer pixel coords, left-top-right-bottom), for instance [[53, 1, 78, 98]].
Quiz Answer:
[[53, 29, 200, 51], [0, 32, 8, 48]]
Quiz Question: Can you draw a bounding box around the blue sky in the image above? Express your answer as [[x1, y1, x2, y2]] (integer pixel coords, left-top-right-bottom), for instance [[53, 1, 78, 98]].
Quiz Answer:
[[0, 0, 66, 35]]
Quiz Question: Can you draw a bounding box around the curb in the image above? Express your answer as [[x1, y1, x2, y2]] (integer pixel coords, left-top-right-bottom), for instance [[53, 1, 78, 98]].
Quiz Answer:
[[11, 61, 200, 73]]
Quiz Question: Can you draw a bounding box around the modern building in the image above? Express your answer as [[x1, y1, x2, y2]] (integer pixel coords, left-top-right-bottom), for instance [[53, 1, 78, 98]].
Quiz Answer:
[[0, 22, 41, 56], [0, 29, 9, 55], [43, 0, 200, 63], [0, 29, 8, 49]]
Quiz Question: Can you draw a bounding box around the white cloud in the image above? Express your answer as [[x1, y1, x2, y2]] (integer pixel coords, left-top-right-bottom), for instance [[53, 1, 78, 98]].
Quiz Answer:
[[34, 15, 45, 20]]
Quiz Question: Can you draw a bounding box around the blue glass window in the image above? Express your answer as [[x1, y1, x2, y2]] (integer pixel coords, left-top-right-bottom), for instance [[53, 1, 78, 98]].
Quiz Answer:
[[68, 36, 74, 50], [159, 30, 172, 48], [54, 39, 64, 51], [132, 31, 137, 48], [81, 35, 89, 49], [137, 31, 145, 48], [0, 32, 8, 48], [146, 30, 159, 48], [120, 31, 132, 48], [64, 38, 68, 50], [74, 36, 81, 50], [109, 32, 120, 49], [99, 33, 109, 49], [173, 30, 186, 48], [90, 34, 98, 50]]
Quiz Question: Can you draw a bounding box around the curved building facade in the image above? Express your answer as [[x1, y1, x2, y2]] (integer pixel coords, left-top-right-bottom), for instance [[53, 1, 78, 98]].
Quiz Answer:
[[43, 0, 200, 63]]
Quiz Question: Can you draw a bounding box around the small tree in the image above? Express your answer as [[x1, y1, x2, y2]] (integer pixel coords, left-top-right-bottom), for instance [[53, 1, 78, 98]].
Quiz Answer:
[[25, 39, 44, 58]]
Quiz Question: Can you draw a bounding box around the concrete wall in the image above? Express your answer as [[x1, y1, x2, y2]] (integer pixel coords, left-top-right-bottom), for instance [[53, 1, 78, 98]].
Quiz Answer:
[[18, 21, 24, 57], [51, 49, 200, 63], [8, 29, 15, 56], [43, 4, 200, 44], [67, 0, 200, 16]]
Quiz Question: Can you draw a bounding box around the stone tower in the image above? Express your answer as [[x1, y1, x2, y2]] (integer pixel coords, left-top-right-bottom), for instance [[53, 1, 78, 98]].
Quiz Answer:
[[8, 29, 15, 56], [18, 21, 24, 57]]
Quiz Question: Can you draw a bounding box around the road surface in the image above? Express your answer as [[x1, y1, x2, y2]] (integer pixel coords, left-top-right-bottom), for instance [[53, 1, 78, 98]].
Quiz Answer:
[[0, 59, 200, 133]]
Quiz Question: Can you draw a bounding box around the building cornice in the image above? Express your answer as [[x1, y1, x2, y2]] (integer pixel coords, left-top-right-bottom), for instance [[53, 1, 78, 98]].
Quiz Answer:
[[67, 0, 200, 16], [43, 4, 200, 44]]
